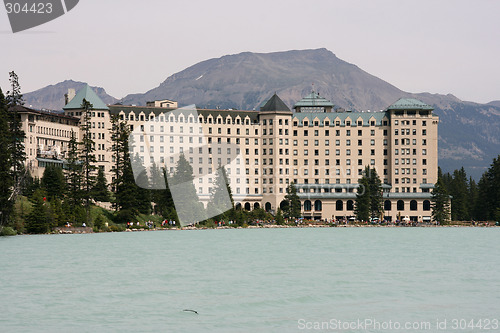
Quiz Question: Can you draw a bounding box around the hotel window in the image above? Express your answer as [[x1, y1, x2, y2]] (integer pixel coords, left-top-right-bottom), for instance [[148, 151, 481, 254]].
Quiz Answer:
[[325, 140, 329, 146], [346, 159, 351, 165], [370, 139, 375, 146], [304, 140, 308, 146], [346, 149, 351, 156], [422, 129, 427, 135], [336, 140, 340, 146], [358, 129, 362, 135], [370, 159, 375, 165], [325, 149, 330, 155], [336, 130, 340, 136], [336, 149, 340, 156], [395, 159, 399, 165], [371, 149, 375, 156], [422, 149, 427, 155], [358, 149, 362, 156], [304, 150, 308, 156], [346, 130, 351, 136], [314, 140, 319, 146]]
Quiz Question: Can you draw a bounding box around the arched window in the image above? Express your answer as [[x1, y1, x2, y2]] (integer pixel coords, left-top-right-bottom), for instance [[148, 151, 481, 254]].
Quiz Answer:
[[314, 200, 322, 211], [304, 200, 312, 211], [254, 202, 260, 210], [347, 200, 354, 211], [336, 200, 343, 211], [410, 200, 418, 211], [265, 202, 272, 212], [244, 202, 251, 211], [235, 203, 242, 210], [397, 200, 404, 211], [280, 200, 289, 211], [384, 200, 391, 211], [423, 200, 431, 211]]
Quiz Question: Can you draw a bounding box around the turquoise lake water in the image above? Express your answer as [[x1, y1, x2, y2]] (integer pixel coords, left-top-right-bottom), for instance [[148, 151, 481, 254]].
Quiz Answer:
[[1, 228, 499, 332]]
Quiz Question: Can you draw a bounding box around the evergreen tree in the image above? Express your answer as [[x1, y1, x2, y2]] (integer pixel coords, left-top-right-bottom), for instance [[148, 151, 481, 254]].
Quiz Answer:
[[0, 88, 13, 228], [41, 164, 65, 200], [475, 156, 500, 221], [276, 208, 285, 225], [109, 114, 123, 199], [79, 99, 97, 224], [355, 171, 370, 222], [431, 176, 451, 225], [449, 167, 469, 221], [132, 154, 151, 215], [48, 197, 65, 227], [6, 71, 26, 199], [468, 177, 478, 220], [368, 167, 383, 219], [170, 154, 204, 225], [92, 167, 110, 202], [283, 183, 301, 219], [150, 163, 168, 215], [114, 126, 139, 221], [475, 173, 490, 221], [26, 189, 50, 234], [152, 167, 176, 219], [22, 171, 39, 197], [207, 166, 233, 220], [65, 130, 82, 207], [355, 167, 381, 221]]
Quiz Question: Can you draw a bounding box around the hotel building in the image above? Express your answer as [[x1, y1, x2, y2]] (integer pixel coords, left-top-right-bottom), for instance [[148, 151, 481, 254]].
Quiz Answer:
[[17, 85, 439, 222]]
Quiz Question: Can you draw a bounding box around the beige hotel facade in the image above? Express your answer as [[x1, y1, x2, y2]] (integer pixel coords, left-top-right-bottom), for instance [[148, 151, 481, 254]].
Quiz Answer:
[[17, 85, 439, 222]]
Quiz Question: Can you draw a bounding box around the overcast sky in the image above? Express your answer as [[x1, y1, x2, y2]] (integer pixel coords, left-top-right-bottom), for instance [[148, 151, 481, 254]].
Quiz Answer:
[[1, 0, 499, 103]]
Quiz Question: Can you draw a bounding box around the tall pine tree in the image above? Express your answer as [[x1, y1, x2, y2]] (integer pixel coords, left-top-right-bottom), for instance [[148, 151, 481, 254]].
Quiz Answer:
[[355, 167, 382, 221], [65, 130, 82, 208], [6, 71, 26, 199], [170, 153, 205, 225], [207, 166, 233, 220], [41, 165, 66, 200], [283, 183, 301, 219], [79, 99, 97, 224], [92, 167, 110, 202], [0, 88, 13, 228], [450, 167, 469, 221], [431, 176, 451, 225]]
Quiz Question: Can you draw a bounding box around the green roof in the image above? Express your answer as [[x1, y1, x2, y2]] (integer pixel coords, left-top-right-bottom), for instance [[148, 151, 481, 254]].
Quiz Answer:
[[386, 98, 433, 111], [63, 84, 109, 110], [260, 93, 291, 112], [293, 92, 334, 108]]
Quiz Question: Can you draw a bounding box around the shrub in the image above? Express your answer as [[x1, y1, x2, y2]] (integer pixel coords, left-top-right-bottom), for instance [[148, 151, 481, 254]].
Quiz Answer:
[[0, 227, 17, 236]]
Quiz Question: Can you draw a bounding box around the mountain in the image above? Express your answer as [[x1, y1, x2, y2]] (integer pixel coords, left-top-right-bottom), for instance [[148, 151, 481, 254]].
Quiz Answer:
[[487, 100, 500, 107], [24, 49, 500, 179], [23, 80, 118, 111], [121, 48, 405, 111]]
